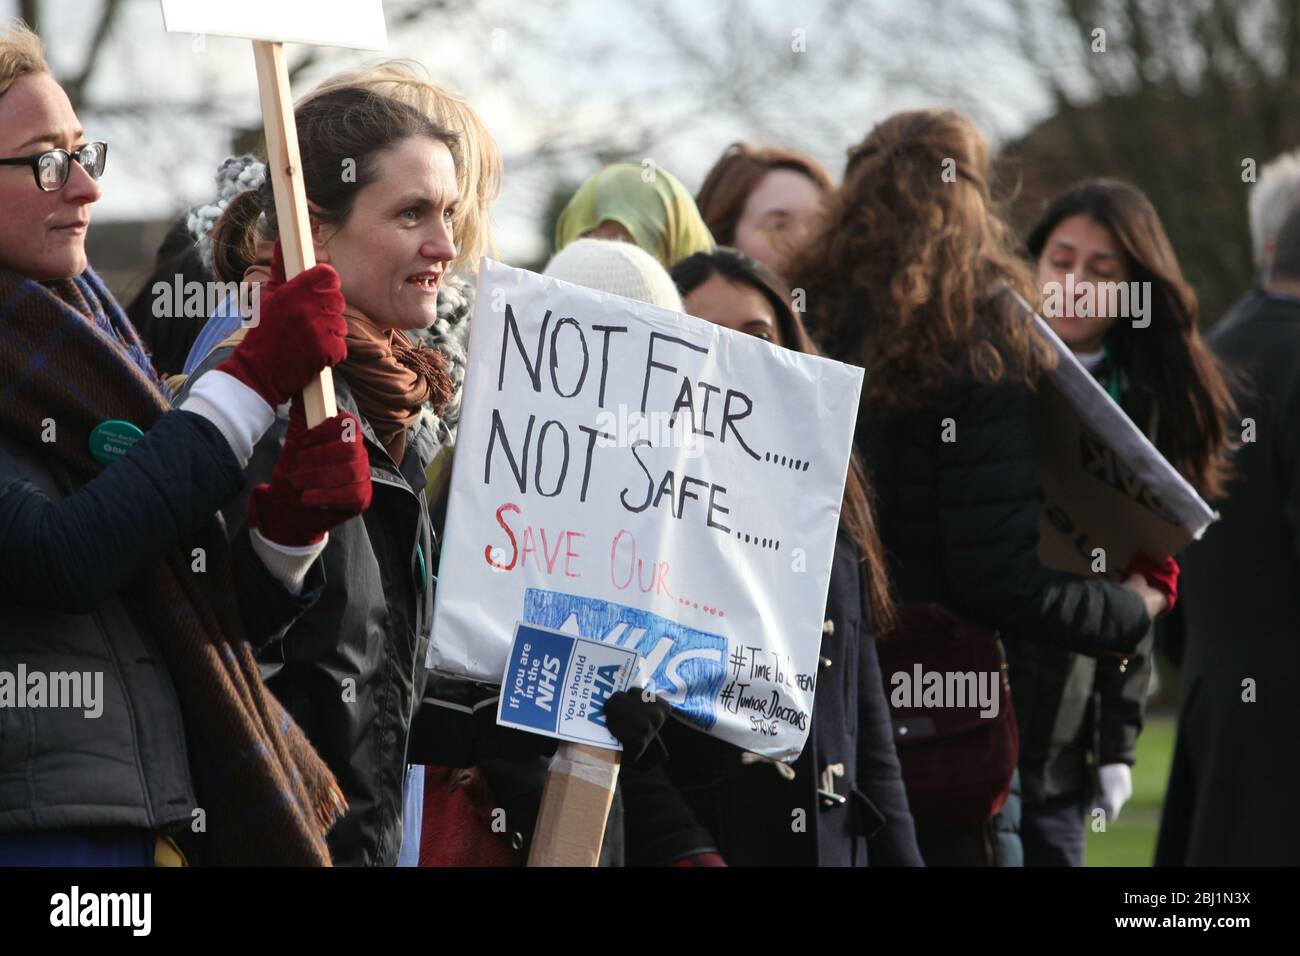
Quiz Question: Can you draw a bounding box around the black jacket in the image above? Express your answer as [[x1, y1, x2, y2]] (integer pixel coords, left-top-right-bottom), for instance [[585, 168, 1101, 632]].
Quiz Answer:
[[631, 538, 924, 867], [0, 410, 244, 835], [1156, 288, 1300, 865], [856, 375, 1151, 657], [1005, 356, 1157, 805], [181, 354, 436, 867]]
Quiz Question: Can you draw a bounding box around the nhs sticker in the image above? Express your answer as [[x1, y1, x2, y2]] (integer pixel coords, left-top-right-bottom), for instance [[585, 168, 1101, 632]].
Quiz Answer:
[[497, 621, 638, 749], [523, 589, 727, 732]]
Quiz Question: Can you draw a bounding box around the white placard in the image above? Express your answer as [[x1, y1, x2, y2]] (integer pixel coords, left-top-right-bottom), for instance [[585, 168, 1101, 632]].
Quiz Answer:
[[430, 260, 864, 761], [160, 0, 388, 51]]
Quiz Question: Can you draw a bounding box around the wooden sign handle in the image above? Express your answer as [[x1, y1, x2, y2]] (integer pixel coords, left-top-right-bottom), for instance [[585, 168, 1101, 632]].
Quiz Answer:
[[528, 743, 621, 867], [251, 40, 336, 428]]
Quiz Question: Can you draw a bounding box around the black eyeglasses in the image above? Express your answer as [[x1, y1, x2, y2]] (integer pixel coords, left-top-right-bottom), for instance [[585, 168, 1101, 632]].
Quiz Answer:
[[0, 142, 108, 192]]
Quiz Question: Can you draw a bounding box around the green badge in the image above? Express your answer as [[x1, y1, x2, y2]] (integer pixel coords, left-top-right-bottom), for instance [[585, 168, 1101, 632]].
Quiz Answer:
[[89, 420, 144, 465], [414, 542, 428, 593]]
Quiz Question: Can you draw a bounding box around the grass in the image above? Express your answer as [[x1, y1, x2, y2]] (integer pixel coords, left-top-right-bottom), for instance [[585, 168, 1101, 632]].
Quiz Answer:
[[1083, 713, 1176, 867]]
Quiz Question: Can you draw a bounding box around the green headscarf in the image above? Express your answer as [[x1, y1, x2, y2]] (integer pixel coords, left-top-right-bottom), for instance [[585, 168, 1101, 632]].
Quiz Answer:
[[554, 162, 715, 268]]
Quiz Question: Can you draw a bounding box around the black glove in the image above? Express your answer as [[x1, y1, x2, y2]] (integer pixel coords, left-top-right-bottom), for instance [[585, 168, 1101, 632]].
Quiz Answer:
[[604, 688, 671, 765], [475, 700, 559, 762]]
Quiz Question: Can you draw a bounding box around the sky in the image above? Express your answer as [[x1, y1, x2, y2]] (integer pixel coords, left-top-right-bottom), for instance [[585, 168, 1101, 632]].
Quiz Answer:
[[15, 0, 1058, 264]]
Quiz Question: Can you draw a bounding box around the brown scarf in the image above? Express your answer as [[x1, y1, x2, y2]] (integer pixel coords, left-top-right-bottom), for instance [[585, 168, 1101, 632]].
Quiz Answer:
[[339, 308, 453, 465], [0, 266, 345, 865]]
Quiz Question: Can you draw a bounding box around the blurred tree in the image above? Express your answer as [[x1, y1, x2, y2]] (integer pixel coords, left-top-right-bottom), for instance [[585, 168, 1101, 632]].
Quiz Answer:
[[16, 0, 124, 111], [993, 0, 1300, 324]]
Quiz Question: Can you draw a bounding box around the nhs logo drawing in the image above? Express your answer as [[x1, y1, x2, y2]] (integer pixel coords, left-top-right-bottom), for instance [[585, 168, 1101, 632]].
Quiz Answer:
[[523, 588, 726, 730]]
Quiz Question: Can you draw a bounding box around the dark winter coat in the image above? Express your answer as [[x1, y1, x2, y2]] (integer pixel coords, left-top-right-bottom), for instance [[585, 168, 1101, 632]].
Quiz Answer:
[[1156, 287, 1300, 866], [632, 537, 924, 867], [180, 352, 436, 867], [0, 410, 245, 835], [856, 374, 1151, 657], [855, 372, 1152, 864], [1006, 355, 1157, 806]]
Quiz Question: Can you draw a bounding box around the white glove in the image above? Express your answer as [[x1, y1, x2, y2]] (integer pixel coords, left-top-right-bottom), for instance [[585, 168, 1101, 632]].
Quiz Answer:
[[1092, 763, 1133, 822]]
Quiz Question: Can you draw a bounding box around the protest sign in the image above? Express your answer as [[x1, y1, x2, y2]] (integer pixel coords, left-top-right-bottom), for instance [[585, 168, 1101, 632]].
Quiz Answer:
[[497, 621, 638, 749], [430, 259, 864, 763], [159, 0, 389, 426], [1007, 290, 1217, 575]]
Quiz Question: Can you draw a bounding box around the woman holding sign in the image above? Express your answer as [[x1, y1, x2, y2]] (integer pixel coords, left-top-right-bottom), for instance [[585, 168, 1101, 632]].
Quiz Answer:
[[789, 108, 1168, 866], [1016, 180, 1234, 865], [0, 22, 357, 865], [185, 86, 461, 866], [622, 248, 923, 867]]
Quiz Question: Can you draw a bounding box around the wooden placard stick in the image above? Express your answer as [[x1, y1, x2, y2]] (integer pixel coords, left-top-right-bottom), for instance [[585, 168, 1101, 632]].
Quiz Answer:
[[529, 743, 621, 867], [159, 0, 390, 427], [250, 40, 333, 426]]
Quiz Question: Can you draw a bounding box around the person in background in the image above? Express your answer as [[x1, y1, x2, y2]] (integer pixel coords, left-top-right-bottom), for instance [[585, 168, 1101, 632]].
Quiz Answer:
[[1247, 149, 1300, 283], [694, 143, 833, 280], [181, 86, 460, 866], [124, 215, 212, 381], [554, 161, 714, 268], [1154, 194, 1300, 866], [636, 247, 922, 867], [178, 154, 270, 379], [1020, 179, 1235, 866], [0, 20, 355, 865], [789, 108, 1167, 866]]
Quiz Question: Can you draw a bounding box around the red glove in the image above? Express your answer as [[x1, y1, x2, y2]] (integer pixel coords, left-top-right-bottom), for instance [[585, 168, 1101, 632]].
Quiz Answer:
[[668, 852, 727, 867], [246, 402, 373, 546], [218, 241, 348, 408], [1123, 552, 1179, 614]]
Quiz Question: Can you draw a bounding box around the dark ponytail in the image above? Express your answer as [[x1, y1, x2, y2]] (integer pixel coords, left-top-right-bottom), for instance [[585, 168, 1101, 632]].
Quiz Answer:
[[209, 187, 268, 283]]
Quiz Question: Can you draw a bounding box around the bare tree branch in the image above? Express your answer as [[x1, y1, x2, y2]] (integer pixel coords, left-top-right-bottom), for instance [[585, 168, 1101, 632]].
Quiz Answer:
[[63, 0, 124, 110]]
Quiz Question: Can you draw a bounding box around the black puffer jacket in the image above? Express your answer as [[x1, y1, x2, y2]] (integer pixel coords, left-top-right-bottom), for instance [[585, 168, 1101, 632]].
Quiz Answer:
[[181, 354, 436, 867], [856, 375, 1151, 657], [0, 411, 243, 835]]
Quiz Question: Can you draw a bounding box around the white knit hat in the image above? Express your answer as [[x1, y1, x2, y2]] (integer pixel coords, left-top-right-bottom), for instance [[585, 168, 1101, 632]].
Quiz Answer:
[[542, 238, 683, 311]]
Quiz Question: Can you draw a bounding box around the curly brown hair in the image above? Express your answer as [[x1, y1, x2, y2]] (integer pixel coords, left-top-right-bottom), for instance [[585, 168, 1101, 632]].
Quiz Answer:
[[789, 108, 1052, 415]]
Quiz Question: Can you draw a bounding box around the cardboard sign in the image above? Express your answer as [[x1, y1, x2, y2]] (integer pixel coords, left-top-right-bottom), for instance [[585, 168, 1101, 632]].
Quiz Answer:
[[431, 260, 864, 762], [1007, 290, 1217, 574], [160, 0, 388, 51], [497, 622, 638, 749]]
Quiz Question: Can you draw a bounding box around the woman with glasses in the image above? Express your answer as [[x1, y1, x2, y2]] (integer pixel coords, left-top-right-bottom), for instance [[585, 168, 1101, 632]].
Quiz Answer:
[[693, 144, 833, 281], [0, 21, 361, 866]]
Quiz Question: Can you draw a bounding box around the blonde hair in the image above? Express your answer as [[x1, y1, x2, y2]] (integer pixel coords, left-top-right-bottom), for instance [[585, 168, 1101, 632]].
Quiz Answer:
[[1, 20, 48, 98], [299, 60, 501, 276]]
